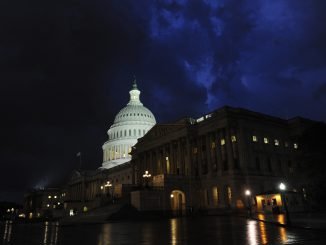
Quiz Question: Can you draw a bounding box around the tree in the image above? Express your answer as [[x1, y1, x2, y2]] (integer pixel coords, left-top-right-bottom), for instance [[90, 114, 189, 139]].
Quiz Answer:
[[297, 122, 326, 209]]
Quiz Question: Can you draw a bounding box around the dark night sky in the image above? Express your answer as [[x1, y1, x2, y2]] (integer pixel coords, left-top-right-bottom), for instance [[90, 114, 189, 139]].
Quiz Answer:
[[1, 0, 326, 202]]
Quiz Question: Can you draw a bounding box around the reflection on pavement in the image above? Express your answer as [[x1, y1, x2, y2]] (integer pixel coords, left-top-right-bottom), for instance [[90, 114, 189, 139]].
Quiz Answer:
[[247, 220, 258, 245], [2, 220, 13, 243], [98, 224, 111, 245], [170, 218, 177, 245], [43, 221, 59, 245]]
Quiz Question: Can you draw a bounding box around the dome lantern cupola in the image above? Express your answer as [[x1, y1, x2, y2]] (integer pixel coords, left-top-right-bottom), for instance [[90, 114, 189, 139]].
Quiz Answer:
[[128, 78, 142, 106]]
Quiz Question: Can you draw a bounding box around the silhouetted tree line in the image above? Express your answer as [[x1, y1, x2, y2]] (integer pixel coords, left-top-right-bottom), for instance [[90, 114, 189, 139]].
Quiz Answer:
[[296, 122, 326, 210]]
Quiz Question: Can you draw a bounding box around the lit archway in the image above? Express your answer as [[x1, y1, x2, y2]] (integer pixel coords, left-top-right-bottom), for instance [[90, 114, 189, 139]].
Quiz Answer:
[[170, 190, 186, 216]]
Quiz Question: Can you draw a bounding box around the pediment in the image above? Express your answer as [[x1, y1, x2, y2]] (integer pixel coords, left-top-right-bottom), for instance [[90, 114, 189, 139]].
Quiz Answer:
[[142, 124, 186, 141]]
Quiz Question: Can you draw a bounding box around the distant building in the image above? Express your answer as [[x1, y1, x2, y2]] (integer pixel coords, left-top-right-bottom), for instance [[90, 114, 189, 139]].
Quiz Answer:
[[24, 188, 65, 219]]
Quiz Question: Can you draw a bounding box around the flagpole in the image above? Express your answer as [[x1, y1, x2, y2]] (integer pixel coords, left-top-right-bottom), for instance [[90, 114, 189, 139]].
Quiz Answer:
[[77, 152, 82, 170]]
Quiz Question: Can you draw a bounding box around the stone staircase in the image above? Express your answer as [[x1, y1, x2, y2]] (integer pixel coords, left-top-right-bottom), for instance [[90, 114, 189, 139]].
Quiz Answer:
[[59, 203, 124, 225]]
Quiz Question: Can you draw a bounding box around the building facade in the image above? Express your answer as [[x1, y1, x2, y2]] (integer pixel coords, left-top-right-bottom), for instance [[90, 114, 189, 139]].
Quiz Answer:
[[23, 80, 319, 218], [62, 79, 156, 214], [131, 106, 311, 214], [64, 163, 134, 214]]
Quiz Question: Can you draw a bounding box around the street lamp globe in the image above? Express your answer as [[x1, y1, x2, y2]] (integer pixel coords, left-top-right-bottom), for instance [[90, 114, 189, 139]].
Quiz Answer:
[[105, 181, 112, 187], [279, 183, 286, 191], [143, 170, 151, 178], [245, 190, 251, 196]]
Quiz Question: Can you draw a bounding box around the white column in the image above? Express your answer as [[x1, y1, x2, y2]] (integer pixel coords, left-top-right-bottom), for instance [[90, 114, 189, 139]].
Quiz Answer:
[[114, 146, 117, 160], [108, 147, 111, 161]]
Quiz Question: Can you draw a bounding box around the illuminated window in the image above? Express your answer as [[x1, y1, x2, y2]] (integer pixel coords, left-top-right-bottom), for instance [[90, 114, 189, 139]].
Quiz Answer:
[[252, 135, 258, 142], [263, 137, 269, 144], [212, 187, 219, 207], [294, 143, 298, 149], [46, 204, 50, 207], [274, 139, 279, 146], [231, 135, 237, 142], [165, 156, 169, 161], [196, 117, 204, 123], [221, 139, 226, 145], [48, 196, 51, 199], [227, 186, 232, 205], [54, 195, 57, 199], [211, 142, 216, 149]]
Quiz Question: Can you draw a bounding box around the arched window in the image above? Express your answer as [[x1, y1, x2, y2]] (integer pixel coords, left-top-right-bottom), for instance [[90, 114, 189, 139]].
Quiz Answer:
[[225, 186, 232, 206], [212, 187, 219, 207], [124, 130, 126, 136], [134, 129, 136, 136], [129, 129, 131, 136], [138, 129, 141, 136]]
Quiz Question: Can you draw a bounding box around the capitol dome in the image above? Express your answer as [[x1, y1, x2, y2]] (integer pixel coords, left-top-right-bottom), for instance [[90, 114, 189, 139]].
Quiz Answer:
[[101, 80, 156, 169]]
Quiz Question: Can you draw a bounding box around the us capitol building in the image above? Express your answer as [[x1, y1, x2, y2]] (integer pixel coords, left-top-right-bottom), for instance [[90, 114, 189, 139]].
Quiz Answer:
[[101, 80, 156, 169], [24, 78, 317, 218]]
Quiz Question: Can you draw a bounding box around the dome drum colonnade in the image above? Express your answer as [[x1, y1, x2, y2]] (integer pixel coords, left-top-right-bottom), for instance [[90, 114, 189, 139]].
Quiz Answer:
[[101, 80, 156, 169]]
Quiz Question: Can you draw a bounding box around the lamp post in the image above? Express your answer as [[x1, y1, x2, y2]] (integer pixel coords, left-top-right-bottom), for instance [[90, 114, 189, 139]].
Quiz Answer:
[[142, 170, 151, 188], [279, 182, 291, 225], [245, 189, 252, 218], [105, 181, 114, 203]]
